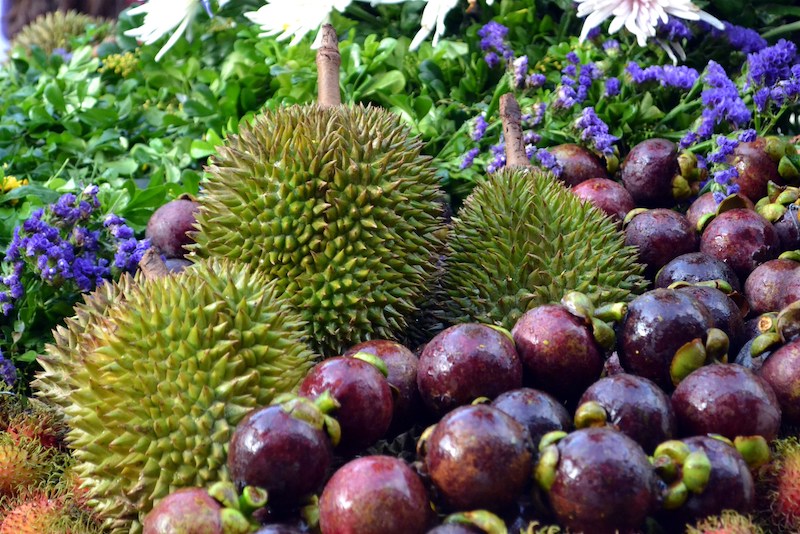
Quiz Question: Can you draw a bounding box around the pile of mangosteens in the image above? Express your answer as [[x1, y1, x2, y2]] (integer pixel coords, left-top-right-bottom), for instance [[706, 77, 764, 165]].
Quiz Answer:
[[142, 135, 800, 534]]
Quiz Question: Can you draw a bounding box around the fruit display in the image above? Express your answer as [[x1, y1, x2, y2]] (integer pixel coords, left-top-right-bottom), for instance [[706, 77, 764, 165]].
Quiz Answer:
[[0, 1, 798, 533]]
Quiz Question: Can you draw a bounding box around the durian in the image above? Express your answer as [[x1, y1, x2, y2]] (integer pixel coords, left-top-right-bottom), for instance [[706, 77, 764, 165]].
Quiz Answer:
[[439, 95, 647, 329], [191, 25, 446, 356], [12, 10, 113, 55], [34, 257, 317, 533]]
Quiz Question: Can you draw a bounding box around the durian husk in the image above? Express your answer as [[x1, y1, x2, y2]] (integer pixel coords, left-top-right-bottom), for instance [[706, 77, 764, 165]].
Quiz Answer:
[[438, 168, 648, 329], [34, 258, 317, 533], [12, 10, 113, 55], [191, 104, 446, 356]]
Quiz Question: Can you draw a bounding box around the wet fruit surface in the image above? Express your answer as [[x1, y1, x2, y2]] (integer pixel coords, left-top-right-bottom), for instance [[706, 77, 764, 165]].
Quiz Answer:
[[549, 143, 608, 186], [744, 258, 799, 314], [491, 388, 571, 450], [624, 209, 698, 274], [621, 138, 679, 207], [700, 208, 780, 279], [226, 405, 333, 504], [319, 455, 430, 534], [675, 285, 745, 354], [417, 323, 522, 415], [655, 252, 741, 292], [545, 427, 659, 534], [671, 363, 781, 441], [142, 488, 222, 534], [424, 404, 533, 512], [758, 339, 800, 425], [728, 141, 782, 202], [571, 177, 635, 222]]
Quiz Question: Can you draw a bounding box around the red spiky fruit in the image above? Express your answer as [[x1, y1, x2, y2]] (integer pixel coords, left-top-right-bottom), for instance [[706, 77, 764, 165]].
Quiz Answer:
[[5, 403, 67, 450], [0, 435, 56, 497], [0, 491, 102, 533], [685, 510, 764, 533], [764, 438, 800, 532]]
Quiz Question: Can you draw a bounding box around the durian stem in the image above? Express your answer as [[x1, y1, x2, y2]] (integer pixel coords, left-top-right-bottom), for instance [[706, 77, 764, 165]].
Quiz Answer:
[[316, 24, 342, 108], [500, 93, 530, 169], [139, 249, 170, 280]]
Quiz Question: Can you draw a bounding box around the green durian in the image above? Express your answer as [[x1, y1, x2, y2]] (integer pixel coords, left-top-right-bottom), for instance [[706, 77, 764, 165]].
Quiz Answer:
[[438, 95, 647, 329], [191, 28, 445, 356], [34, 258, 317, 533], [12, 10, 113, 55]]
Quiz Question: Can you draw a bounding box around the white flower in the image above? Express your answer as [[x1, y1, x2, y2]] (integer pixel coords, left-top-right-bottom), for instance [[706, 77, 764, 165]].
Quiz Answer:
[[574, 0, 724, 47], [125, 0, 229, 61], [410, 0, 493, 50]]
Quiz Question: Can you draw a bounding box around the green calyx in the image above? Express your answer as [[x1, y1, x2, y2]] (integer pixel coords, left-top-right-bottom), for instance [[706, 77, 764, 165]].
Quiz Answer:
[[191, 104, 446, 356], [207, 482, 269, 534], [535, 445, 560, 493], [438, 168, 646, 330], [275, 392, 342, 447], [652, 441, 712, 510], [444, 510, 508, 534], [733, 435, 771, 470], [573, 401, 608, 429], [670, 328, 729, 386], [560, 291, 625, 350], [350, 352, 389, 378]]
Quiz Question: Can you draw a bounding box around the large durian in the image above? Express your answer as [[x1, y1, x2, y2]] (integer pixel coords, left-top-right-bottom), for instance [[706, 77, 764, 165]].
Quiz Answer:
[[191, 25, 446, 356], [33, 257, 317, 533], [12, 10, 113, 55], [439, 95, 647, 329]]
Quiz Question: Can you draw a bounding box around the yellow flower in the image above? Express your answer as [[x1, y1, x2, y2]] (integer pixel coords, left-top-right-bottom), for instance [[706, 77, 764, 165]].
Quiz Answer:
[[1, 176, 28, 193]]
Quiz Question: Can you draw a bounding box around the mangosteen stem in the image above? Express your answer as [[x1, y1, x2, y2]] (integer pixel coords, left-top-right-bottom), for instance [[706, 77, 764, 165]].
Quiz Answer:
[[139, 249, 170, 280], [500, 93, 530, 169], [316, 24, 342, 108]]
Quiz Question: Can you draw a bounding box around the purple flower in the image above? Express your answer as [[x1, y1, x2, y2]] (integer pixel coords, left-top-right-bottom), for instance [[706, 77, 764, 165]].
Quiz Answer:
[[747, 39, 797, 89], [574, 107, 619, 157], [602, 39, 619, 53], [471, 114, 488, 142], [566, 51, 580, 64], [460, 147, 480, 170], [478, 22, 513, 66], [486, 141, 506, 173], [626, 62, 698, 91], [723, 22, 767, 54], [535, 148, 563, 177], [530, 102, 546, 126], [527, 73, 546, 88], [657, 18, 692, 42], [605, 77, 620, 97], [708, 135, 739, 164], [714, 166, 739, 185], [0, 351, 16, 388], [738, 129, 757, 143], [513, 56, 529, 89]]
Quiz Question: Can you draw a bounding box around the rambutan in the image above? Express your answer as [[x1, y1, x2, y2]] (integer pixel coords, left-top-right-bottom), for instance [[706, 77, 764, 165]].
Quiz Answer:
[[0, 434, 60, 498], [0, 490, 103, 533], [686, 510, 764, 533], [761, 437, 800, 532], [5, 399, 67, 451]]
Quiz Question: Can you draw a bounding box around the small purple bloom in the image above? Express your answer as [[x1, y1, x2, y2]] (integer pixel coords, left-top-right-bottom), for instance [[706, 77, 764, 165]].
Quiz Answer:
[[738, 129, 757, 143], [472, 114, 488, 143], [460, 148, 480, 170], [605, 77, 620, 97]]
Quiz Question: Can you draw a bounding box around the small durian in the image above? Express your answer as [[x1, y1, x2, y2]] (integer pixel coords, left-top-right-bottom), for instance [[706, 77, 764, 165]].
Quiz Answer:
[[191, 25, 446, 356], [438, 94, 647, 329], [34, 255, 317, 533], [12, 10, 113, 55]]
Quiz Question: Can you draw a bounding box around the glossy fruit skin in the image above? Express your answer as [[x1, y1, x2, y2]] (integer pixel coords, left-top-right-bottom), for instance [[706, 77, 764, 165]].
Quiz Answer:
[[621, 138, 679, 207], [663, 436, 755, 525], [145, 199, 200, 259], [512, 305, 604, 401], [624, 209, 699, 274], [759, 339, 800, 425], [728, 141, 782, 202], [655, 252, 741, 292], [686, 193, 754, 231], [343, 339, 421, 425], [319, 456, 430, 534], [700, 208, 780, 280], [549, 143, 608, 187], [226, 405, 333, 504], [578, 374, 676, 453], [299, 357, 393, 452], [774, 205, 800, 251], [417, 324, 522, 416], [546, 427, 659, 534], [571, 178, 635, 223], [424, 404, 533, 512], [142, 488, 222, 534], [618, 289, 713, 391], [744, 259, 800, 314], [491, 388, 571, 449], [675, 285, 745, 354], [671, 363, 781, 441]]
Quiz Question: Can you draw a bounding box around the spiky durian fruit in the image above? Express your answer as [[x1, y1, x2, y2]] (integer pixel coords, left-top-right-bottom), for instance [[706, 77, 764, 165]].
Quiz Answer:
[[34, 258, 317, 533], [439, 168, 647, 329], [191, 104, 446, 355], [12, 10, 113, 55], [33, 273, 136, 412]]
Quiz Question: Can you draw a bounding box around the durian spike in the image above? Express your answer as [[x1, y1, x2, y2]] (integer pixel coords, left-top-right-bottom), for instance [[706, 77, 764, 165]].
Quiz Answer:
[[500, 93, 530, 169], [316, 24, 342, 108], [138, 249, 169, 280]]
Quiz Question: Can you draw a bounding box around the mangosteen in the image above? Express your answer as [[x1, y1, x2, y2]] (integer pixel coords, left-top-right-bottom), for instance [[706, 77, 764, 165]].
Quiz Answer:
[[617, 288, 717, 391], [773, 204, 800, 251], [728, 140, 783, 202], [422, 404, 533, 512], [671, 363, 781, 441], [571, 177, 635, 223], [655, 252, 741, 292], [512, 304, 604, 402], [146, 198, 200, 259], [744, 258, 800, 314], [416, 323, 522, 416], [621, 138, 681, 207], [299, 356, 393, 452], [143, 488, 223, 534], [537, 427, 660, 534], [674, 285, 746, 354], [686, 192, 754, 232], [624, 208, 699, 275], [549, 143, 608, 186], [575, 374, 676, 453], [319, 456, 430, 534], [699, 208, 780, 280], [759, 338, 800, 425], [491, 388, 571, 450]]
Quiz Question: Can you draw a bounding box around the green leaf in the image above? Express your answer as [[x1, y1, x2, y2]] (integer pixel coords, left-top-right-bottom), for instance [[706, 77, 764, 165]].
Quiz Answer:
[[44, 82, 66, 113]]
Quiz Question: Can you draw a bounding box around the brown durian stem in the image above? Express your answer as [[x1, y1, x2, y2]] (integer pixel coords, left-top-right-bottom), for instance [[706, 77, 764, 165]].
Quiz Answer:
[[316, 24, 342, 108], [500, 93, 530, 169], [139, 249, 169, 280]]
